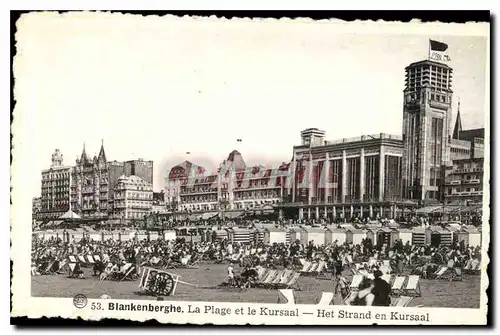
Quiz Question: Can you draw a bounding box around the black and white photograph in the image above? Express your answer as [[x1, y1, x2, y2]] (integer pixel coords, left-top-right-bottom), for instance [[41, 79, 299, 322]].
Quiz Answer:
[[11, 12, 490, 325]]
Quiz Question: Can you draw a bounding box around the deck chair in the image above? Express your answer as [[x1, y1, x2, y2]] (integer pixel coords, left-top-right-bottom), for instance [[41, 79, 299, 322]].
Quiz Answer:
[[260, 269, 278, 286], [382, 260, 391, 267], [269, 270, 285, 287], [317, 292, 334, 305], [350, 274, 363, 292], [434, 266, 448, 279], [68, 255, 77, 263], [298, 258, 306, 266], [299, 261, 312, 273], [391, 295, 413, 307], [256, 267, 267, 281], [382, 274, 392, 285], [391, 276, 406, 296], [283, 272, 301, 290], [278, 269, 294, 285], [277, 289, 296, 304], [404, 275, 422, 297], [86, 255, 95, 264], [120, 263, 136, 282], [307, 262, 319, 274], [78, 255, 86, 263], [93, 254, 101, 262], [343, 291, 358, 305]]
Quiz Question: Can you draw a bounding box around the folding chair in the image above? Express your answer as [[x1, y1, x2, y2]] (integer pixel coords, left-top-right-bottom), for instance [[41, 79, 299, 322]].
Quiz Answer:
[[120, 263, 136, 282], [68, 255, 77, 263], [307, 262, 319, 275], [404, 275, 422, 297], [349, 274, 363, 292], [278, 269, 294, 285], [299, 261, 312, 273], [317, 292, 334, 305], [78, 255, 86, 263], [256, 267, 267, 282], [260, 269, 277, 287], [86, 255, 95, 264], [269, 270, 285, 287], [391, 276, 406, 296], [93, 254, 101, 262], [284, 272, 301, 290], [277, 289, 296, 304], [434, 266, 448, 279]]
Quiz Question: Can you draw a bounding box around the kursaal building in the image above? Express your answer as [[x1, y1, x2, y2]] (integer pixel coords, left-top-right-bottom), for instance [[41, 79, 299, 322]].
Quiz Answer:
[[165, 40, 484, 221]]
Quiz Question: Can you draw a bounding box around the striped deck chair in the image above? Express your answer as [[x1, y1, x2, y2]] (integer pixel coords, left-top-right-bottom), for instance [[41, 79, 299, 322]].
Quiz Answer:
[[68, 255, 77, 263], [269, 270, 286, 287], [256, 267, 267, 281], [278, 269, 294, 285], [86, 255, 95, 264], [391, 276, 406, 296], [93, 254, 101, 262], [349, 274, 363, 292], [277, 289, 296, 304], [391, 295, 413, 307], [102, 254, 110, 262], [317, 292, 334, 305], [260, 269, 278, 286], [404, 275, 421, 297], [284, 272, 301, 290], [78, 255, 86, 263]]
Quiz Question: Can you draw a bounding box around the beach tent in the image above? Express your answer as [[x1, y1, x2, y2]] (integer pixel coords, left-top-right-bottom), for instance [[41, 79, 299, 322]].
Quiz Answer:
[[300, 227, 326, 246], [325, 226, 346, 245], [412, 227, 427, 245], [227, 227, 253, 244], [59, 210, 81, 220], [163, 230, 176, 241], [426, 226, 452, 247], [213, 229, 228, 241], [346, 228, 366, 245], [457, 226, 481, 248], [396, 228, 413, 245], [264, 227, 287, 244], [376, 227, 394, 247], [287, 226, 302, 244]]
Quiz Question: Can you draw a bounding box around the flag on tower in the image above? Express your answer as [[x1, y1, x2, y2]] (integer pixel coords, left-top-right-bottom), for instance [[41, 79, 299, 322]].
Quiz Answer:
[[428, 39, 451, 63]]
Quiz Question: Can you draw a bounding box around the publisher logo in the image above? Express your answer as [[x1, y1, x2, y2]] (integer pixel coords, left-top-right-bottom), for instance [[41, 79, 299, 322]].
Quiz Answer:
[[73, 294, 88, 309]]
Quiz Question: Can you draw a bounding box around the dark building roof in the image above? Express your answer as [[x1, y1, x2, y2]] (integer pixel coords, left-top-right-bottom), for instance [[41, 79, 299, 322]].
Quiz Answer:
[[459, 128, 485, 142], [98, 140, 107, 163], [226, 150, 246, 171]]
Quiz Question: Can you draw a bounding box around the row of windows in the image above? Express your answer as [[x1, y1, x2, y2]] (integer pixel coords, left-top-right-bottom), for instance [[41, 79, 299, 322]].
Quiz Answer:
[[447, 187, 481, 194]]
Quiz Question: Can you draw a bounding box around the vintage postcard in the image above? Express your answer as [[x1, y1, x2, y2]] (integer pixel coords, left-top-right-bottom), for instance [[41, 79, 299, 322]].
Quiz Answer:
[[11, 12, 490, 325]]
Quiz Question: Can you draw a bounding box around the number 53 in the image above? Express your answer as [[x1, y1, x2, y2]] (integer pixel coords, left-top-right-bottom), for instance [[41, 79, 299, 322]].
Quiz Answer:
[[91, 302, 103, 310]]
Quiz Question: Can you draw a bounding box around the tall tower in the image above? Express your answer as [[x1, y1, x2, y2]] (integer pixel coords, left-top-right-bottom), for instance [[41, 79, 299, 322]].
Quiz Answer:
[[402, 60, 453, 201]]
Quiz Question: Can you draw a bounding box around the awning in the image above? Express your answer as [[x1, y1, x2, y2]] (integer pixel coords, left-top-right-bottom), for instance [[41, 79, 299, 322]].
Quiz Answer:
[[201, 212, 218, 220], [416, 206, 443, 214], [224, 211, 244, 219]]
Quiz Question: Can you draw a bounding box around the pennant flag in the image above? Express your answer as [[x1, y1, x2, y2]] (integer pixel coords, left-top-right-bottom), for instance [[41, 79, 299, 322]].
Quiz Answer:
[[429, 40, 451, 62]]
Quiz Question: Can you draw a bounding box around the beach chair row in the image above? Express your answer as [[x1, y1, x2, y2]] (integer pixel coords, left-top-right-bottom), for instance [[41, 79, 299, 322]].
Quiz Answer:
[[463, 259, 481, 275], [349, 274, 421, 297], [68, 254, 108, 265], [255, 268, 301, 290], [298, 259, 327, 276], [432, 265, 463, 281]]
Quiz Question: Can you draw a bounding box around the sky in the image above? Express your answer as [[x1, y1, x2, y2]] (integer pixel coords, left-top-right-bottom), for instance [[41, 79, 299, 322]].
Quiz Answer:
[[13, 13, 489, 195]]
